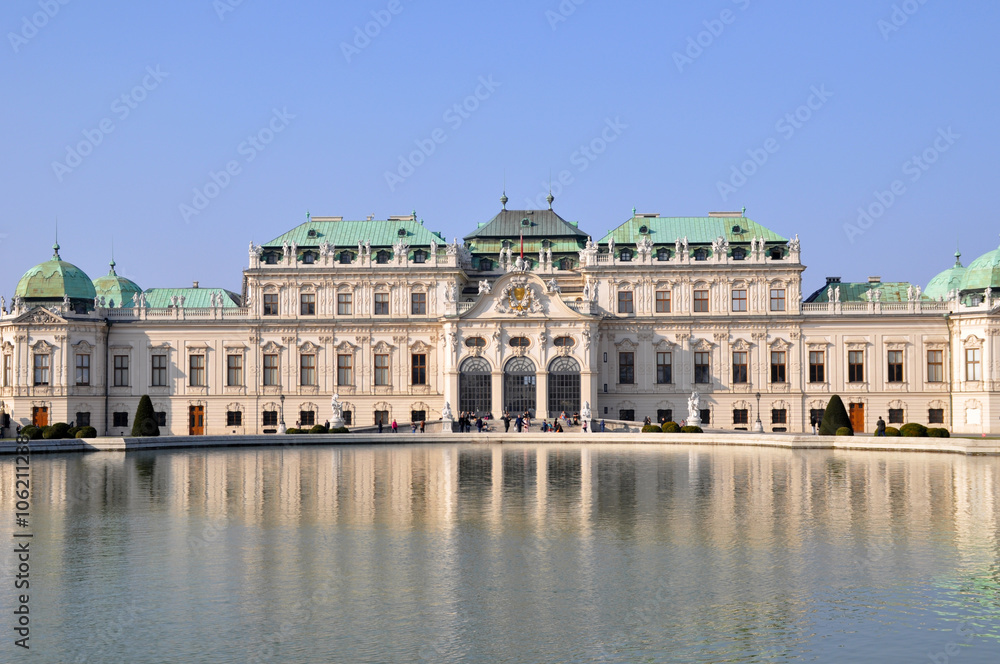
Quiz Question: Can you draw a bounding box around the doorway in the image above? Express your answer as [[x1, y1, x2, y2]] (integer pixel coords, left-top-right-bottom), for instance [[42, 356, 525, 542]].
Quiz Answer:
[[189, 405, 204, 435], [849, 402, 864, 433], [32, 406, 48, 427]]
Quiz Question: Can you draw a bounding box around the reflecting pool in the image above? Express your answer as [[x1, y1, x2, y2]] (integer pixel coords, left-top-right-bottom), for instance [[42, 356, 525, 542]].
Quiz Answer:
[[1, 444, 999, 662]]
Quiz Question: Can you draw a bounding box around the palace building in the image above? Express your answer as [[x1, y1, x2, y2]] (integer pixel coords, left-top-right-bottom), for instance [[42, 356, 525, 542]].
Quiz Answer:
[[2, 197, 998, 436]]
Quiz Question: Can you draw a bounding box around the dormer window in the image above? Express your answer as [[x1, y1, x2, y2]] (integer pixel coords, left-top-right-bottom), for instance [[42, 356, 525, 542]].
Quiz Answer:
[[339, 251, 354, 265], [559, 258, 573, 271], [638, 225, 648, 234], [307, 229, 318, 238], [376, 250, 391, 264], [479, 258, 492, 271], [694, 248, 707, 261], [769, 247, 783, 260], [398, 228, 407, 237], [264, 252, 279, 264], [413, 250, 426, 264], [656, 247, 669, 261], [302, 252, 316, 264], [620, 249, 633, 262], [732, 247, 746, 261]]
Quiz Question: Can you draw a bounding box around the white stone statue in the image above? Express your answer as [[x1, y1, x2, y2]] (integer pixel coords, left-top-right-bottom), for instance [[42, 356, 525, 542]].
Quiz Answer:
[[581, 400, 592, 420], [442, 401, 454, 420], [833, 286, 841, 303], [546, 278, 560, 293], [478, 280, 492, 295], [687, 391, 701, 425], [907, 285, 915, 302], [63, 294, 70, 307], [789, 234, 800, 252], [608, 237, 615, 256]]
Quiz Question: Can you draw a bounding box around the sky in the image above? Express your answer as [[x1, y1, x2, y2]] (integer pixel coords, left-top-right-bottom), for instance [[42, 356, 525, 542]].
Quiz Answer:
[[2, 0, 998, 297]]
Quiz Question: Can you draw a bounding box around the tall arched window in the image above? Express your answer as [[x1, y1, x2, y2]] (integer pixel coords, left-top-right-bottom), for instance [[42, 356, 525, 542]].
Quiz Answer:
[[459, 357, 492, 416], [503, 357, 536, 416], [547, 356, 580, 415]]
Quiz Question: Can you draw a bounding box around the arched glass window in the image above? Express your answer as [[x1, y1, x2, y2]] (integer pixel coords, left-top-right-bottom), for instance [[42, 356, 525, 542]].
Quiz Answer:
[[657, 247, 670, 261], [694, 248, 707, 261], [732, 247, 746, 261], [264, 252, 279, 264], [464, 337, 486, 348], [503, 357, 536, 416], [620, 248, 633, 262], [547, 356, 580, 415], [459, 357, 492, 416], [553, 336, 575, 347], [509, 337, 530, 348]]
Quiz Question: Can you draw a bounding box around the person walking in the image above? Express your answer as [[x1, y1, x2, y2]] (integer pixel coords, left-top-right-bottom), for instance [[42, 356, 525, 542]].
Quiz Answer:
[[876, 416, 886, 436], [600, 419, 605, 432], [515, 415, 523, 433], [378, 419, 384, 434], [582, 420, 588, 433], [391, 419, 398, 433], [476, 417, 483, 433], [420, 420, 425, 433], [503, 413, 511, 432], [810, 412, 819, 435]]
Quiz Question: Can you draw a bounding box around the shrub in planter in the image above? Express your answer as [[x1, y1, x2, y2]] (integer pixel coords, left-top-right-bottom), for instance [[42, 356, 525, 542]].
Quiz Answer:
[[836, 427, 854, 436], [42, 426, 61, 439], [67, 426, 81, 438], [681, 425, 703, 433], [661, 421, 680, 433], [20, 426, 42, 440], [76, 426, 97, 439], [309, 424, 329, 434], [884, 426, 900, 437], [899, 423, 928, 437], [331, 426, 350, 434], [132, 395, 160, 437], [927, 427, 950, 438], [819, 395, 852, 436], [642, 424, 661, 433], [285, 428, 300, 434]]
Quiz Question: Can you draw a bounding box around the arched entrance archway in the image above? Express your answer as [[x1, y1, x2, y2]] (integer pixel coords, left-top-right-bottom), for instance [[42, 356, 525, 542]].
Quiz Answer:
[[547, 356, 580, 416], [504, 357, 536, 416], [459, 357, 492, 416]]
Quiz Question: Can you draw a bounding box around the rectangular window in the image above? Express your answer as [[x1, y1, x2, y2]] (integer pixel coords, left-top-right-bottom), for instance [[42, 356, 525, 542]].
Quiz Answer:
[[112, 412, 129, 428], [411, 410, 426, 423], [731, 289, 747, 312], [694, 351, 710, 384], [76, 353, 91, 386], [343, 411, 353, 425], [771, 351, 786, 383], [154, 412, 166, 426], [733, 409, 749, 425], [656, 409, 672, 424], [700, 409, 711, 425], [928, 408, 944, 424], [374, 410, 389, 426], [374, 353, 389, 386], [263, 293, 278, 316], [151, 354, 167, 387], [618, 352, 634, 384], [299, 411, 316, 427], [655, 290, 671, 313], [771, 409, 787, 424], [848, 350, 864, 382], [3, 355, 10, 387], [76, 412, 91, 427], [227, 354, 243, 386], [617, 291, 634, 314], [189, 355, 205, 387], [337, 354, 353, 386], [226, 411, 243, 427], [411, 292, 427, 315], [33, 354, 50, 386], [263, 354, 278, 386], [656, 352, 672, 384], [411, 353, 427, 385], [113, 355, 129, 387], [732, 351, 748, 384], [300, 293, 315, 316], [374, 292, 389, 315], [927, 350, 944, 383], [770, 288, 786, 311], [809, 351, 825, 383], [966, 348, 981, 381], [337, 293, 353, 316], [619, 409, 635, 422], [888, 408, 904, 424], [887, 350, 904, 383], [300, 354, 316, 386], [262, 410, 278, 427], [693, 290, 709, 313]]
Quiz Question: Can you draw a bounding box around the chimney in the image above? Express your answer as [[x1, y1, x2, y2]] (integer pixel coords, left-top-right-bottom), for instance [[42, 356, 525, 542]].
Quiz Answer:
[[826, 277, 841, 284], [868, 276, 881, 284], [193, 281, 200, 289]]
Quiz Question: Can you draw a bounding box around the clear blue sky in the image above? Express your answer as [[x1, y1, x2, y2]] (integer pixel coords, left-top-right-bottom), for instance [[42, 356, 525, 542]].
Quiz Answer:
[[3, 0, 998, 296]]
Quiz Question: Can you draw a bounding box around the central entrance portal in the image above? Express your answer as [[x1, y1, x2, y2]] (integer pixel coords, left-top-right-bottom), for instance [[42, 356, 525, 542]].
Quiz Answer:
[[459, 357, 492, 416], [503, 357, 536, 416]]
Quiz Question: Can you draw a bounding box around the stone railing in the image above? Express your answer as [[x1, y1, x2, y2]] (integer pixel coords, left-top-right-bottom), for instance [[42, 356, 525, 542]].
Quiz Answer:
[[801, 300, 954, 315]]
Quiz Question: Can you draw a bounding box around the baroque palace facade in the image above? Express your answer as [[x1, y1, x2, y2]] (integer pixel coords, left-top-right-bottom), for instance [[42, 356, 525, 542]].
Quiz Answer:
[[2, 199, 999, 436]]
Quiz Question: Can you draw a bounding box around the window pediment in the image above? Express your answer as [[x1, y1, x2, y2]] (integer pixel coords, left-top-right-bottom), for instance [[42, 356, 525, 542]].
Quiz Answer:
[[260, 341, 283, 353], [731, 338, 751, 351], [691, 338, 714, 351], [770, 338, 790, 350], [372, 340, 393, 353], [335, 341, 357, 353], [299, 341, 321, 353], [615, 338, 637, 351], [31, 340, 54, 352]]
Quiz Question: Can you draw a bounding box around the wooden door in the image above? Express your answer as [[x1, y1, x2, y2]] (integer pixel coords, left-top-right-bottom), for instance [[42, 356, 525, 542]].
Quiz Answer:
[[189, 406, 204, 435], [32, 406, 48, 427], [849, 403, 864, 433]]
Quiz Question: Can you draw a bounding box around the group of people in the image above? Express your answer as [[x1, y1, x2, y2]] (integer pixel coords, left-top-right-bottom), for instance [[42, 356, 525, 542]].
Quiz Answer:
[[457, 412, 490, 433], [497, 410, 604, 433], [377, 419, 425, 433]]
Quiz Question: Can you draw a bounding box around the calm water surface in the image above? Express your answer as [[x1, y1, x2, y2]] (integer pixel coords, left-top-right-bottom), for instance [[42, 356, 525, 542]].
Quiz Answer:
[[1, 444, 999, 663]]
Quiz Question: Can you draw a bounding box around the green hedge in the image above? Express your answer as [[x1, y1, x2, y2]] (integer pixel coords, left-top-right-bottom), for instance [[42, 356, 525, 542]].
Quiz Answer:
[[661, 421, 680, 433], [927, 427, 950, 438], [75, 426, 97, 439], [819, 395, 852, 436], [330, 426, 350, 434], [681, 425, 703, 434], [884, 426, 900, 436], [836, 427, 854, 436], [641, 424, 661, 433], [309, 424, 329, 434], [42, 422, 72, 439], [21, 426, 42, 440], [900, 423, 928, 437]]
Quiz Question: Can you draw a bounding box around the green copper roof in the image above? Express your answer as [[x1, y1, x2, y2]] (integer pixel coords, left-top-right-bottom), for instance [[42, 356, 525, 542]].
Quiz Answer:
[[15, 245, 96, 301], [263, 216, 446, 248], [805, 281, 925, 303], [92, 261, 142, 308], [958, 243, 1000, 292], [143, 288, 241, 308], [463, 209, 589, 241], [924, 251, 966, 300], [597, 216, 787, 246]]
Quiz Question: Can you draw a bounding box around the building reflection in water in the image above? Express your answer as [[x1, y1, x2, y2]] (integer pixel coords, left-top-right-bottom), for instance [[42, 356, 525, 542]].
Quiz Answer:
[[2, 444, 998, 662]]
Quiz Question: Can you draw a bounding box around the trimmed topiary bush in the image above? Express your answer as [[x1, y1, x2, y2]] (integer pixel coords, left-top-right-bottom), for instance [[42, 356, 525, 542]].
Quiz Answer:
[[927, 427, 950, 438], [284, 428, 299, 434], [642, 424, 661, 433], [76, 426, 97, 439], [884, 426, 900, 437], [21, 426, 42, 440], [42, 422, 72, 439], [900, 423, 928, 437], [836, 427, 854, 436], [331, 427, 350, 434], [309, 424, 329, 434], [67, 426, 81, 438], [681, 425, 703, 433], [132, 395, 160, 437], [661, 421, 680, 433], [820, 395, 852, 436]]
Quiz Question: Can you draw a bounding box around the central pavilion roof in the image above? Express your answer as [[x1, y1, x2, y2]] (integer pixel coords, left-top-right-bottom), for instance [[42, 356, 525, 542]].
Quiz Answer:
[[464, 208, 589, 255]]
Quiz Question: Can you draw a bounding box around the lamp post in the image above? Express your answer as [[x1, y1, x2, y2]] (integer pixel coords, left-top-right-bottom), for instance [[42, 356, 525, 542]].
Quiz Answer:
[[753, 392, 763, 433], [279, 394, 286, 434]]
